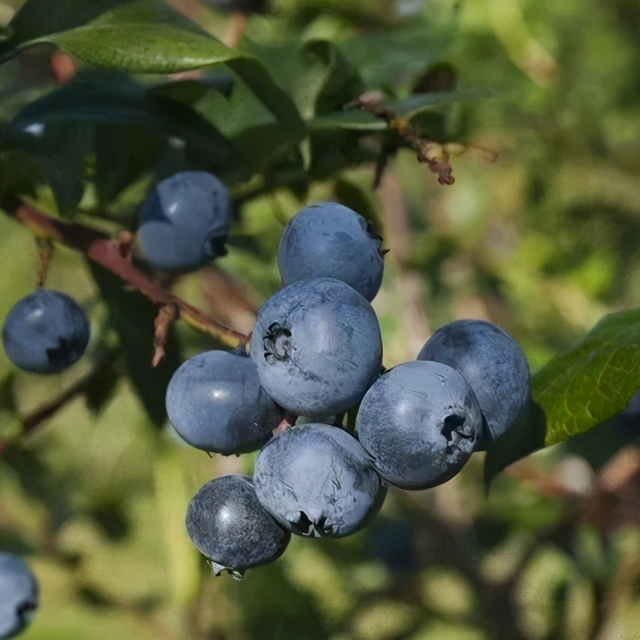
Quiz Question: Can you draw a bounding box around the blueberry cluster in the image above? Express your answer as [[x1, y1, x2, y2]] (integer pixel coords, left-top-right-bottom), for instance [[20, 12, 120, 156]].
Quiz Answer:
[[170, 199, 531, 578], [0, 552, 38, 640]]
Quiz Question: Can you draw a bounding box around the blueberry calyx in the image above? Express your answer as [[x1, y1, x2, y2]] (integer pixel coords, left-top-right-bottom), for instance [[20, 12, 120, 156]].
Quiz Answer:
[[442, 414, 476, 458], [263, 322, 293, 364]]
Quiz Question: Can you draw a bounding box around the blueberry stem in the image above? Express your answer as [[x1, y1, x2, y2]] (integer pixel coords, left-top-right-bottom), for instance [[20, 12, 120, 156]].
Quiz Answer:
[[272, 412, 297, 435]]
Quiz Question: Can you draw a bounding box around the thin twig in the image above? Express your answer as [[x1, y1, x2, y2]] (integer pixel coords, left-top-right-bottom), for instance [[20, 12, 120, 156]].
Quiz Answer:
[[348, 97, 455, 186], [5, 202, 248, 353]]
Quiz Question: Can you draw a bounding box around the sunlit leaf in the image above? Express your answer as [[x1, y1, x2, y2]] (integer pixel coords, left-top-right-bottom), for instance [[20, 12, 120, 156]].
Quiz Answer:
[[485, 308, 640, 485]]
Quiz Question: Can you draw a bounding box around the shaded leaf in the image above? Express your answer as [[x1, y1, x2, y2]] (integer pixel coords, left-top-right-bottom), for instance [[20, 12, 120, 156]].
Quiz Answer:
[[89, 263, 181, 428], [9, 72, 243, 174], [484, 398, 547, 490], [299, 40, 364, 116], [9, 0, 306, 147], [33, 122, 93, 217], [386, 89, 493, 120], [1, 119, 91, 217], [308, 111, 385, 131], [83, 353, 124, 415], [94, 125, 166, 205], [340, 24, 450, 90], [0, 0, 130, 60]]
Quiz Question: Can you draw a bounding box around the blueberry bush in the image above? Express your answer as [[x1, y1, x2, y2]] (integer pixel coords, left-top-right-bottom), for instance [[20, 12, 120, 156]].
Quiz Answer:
[[1, 0, 640, 638]]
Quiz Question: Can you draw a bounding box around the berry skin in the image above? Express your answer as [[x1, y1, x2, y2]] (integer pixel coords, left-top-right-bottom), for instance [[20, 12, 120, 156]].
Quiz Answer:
[[277, 202, 384, 302], [2, 289, 90, 374], [185, 475, 290, 579], [253, 424, 386, 538], [355, 360, 483, 490], [0, 552, 38, 640], [416, 319, 530, 448], [249, 278, 383, 416], [137, 171, 231, 271], [203, 0, 270, 13], [165, 349, 284, 455]]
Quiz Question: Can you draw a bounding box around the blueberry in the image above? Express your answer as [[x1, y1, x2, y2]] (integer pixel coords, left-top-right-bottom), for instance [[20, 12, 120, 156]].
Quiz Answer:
[[203, 0, 270, 13], [0, 552, 38, 640], [416, 319, 530, 448], [137, 171, 231, 271], [253, 423, 386, 538], [355, 360, 483, 490], [185, 475, 290, 579], [2, 289, 90, 374], [165, 349, 284, 455], [249, 278, 383, 416], [277, 202, 384, 302]]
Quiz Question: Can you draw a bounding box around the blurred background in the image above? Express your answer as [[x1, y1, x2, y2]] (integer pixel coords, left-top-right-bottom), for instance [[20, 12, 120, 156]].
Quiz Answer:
[[1, 0, 640, 638]]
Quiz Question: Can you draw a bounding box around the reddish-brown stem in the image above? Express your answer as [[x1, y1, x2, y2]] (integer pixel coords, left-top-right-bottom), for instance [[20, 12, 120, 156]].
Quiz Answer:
[[272, 412, 297, 435], [36, 237, 54, 288], [8, 203, 248, 349], [347, 97, 456, 186]]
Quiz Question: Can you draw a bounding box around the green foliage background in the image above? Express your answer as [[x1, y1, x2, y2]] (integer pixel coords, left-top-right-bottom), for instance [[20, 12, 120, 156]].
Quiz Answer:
[[1, 0, 640, 638]]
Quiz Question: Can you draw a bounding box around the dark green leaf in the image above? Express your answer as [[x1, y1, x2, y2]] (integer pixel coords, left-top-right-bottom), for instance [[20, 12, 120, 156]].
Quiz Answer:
[[308, 111, 385, 132], [89, 263, 181, 428], [10, 72, 243, 173], [386, 89, 493, 120], [0, 0, 130, 61], [340, 24, 450, 90], [332, 178, 380, 228], [484, 398, 547, 491], [83, 349, 123, 414], [10, 0, 306, 147], [298, 40, 364, 116], [35, 122, 93, 217], [94, 125, 165, 205]]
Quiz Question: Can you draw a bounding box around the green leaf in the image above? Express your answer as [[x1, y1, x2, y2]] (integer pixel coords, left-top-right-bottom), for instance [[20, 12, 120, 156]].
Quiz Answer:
[[308, 111, 385, 131], [155, 72, 297, 175], [34, 122, 93, 218], [386, 89, 493, 120], [298, 40, 364, 116], [10, 72, 243, 172], [89, 263, 181, 428], [0, 0, 130, 60], [340, 24, 450, 90], [534, 309, 640, 446], [484, 308, 640, 485], [8, 0, 306, 147], [94, 125, 165, 205]]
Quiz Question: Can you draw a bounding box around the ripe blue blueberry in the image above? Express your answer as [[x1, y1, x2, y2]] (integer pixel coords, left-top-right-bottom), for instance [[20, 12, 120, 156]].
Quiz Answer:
[[355, 360, 483, 490], [165, 349, 284, 455], [416, 319, 530, 448], [277, 202, 384, 302], [253, 423, 386, 538], [137, 170, 231, 271], [185, 475, 290, 579], [0, 552, 38, 640], [2, 289, 90, 374], [249, 278, 383, 416]]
